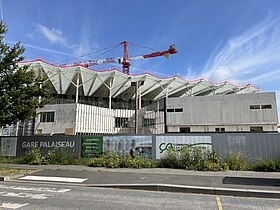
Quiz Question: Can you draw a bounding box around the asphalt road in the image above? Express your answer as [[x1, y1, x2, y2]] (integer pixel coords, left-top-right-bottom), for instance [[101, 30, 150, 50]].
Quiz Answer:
[[0, 182, 280, 210], [21, 168, 280, 191]]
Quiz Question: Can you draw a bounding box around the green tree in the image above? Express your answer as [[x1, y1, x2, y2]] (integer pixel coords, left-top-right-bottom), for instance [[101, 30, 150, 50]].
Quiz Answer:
[[0, 22, 49, 126]]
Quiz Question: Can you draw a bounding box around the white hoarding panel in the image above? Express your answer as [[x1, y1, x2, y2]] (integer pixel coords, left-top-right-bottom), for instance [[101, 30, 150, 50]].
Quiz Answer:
[[155, 135, 212, 159], [103, 135, 152, 158]]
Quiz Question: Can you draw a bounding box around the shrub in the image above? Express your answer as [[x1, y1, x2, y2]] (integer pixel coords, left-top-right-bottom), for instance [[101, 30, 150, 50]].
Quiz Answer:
[[68, 154, 79, 165], [159, 146, 226, 171], [44, 148, 78, 165], [251, 159, 280, 172], [0, 156, 23, 164], [224, 153, 250, 171], [179, 146, 192, 168], [22, 147, 42, 165], [88, 155, 157, 168], [119, 156, 128, 168], [88, 157, 107, 167], [20, 147, 79, 165], [74, 158, 92, 166], [158, 149, 180, 168], [43, 150, 56, 164], [187, 147, 205, 170], [106, 157, 121, 168], [203, 150, 227, 171]]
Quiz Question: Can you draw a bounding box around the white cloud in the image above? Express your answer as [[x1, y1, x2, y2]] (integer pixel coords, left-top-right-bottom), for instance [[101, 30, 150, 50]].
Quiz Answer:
[[27, 23, 101, 59], [36, 24, 67, 46], [6, 40, 71, 56], [27, 33, 35, 40], [24, 43, 72, 56], [72, 44, 93, 56], [202, 16, 280, 87], [183, 66, 201, 80]]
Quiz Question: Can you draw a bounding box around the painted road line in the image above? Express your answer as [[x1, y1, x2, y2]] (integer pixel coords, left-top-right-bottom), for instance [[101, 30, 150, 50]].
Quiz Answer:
[[0, 191, 49, 200], [0, 184, 71, 193], [19, 175, 87, 183], [216, 196, 223, 210], [0, 202, 29, 209]]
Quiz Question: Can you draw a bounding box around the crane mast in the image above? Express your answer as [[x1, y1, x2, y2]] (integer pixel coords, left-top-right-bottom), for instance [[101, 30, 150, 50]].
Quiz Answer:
[[121, 41, 130, 74]]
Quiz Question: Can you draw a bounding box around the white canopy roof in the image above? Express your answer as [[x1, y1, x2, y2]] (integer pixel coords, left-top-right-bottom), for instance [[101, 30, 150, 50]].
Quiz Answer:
[[20, 59, 259, 101]]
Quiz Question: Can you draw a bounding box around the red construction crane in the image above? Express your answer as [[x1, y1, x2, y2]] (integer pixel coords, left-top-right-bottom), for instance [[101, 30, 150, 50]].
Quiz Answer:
[[60, 41, 177, 74]]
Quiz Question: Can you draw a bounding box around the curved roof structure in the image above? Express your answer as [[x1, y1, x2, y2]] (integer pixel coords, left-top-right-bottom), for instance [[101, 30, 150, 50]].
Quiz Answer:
[[20, 59, 259, 101]]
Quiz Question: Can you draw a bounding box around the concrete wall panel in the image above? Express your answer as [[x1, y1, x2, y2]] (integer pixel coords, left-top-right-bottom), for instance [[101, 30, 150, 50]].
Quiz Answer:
[[166, 92, 278, 132], [35, 104, 77, 135]]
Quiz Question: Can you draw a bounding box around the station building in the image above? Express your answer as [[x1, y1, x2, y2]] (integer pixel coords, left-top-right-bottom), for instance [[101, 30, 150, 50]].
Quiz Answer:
[[1, 59, 278, 136]]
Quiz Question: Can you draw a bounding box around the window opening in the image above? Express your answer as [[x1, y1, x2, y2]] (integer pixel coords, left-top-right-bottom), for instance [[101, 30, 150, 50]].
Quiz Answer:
[[261, 104, 272, 109], [250, 105, 260, 110], [40, 112, 55, 122]]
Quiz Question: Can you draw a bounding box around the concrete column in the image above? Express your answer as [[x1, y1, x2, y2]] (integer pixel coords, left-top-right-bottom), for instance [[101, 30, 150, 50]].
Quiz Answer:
[[109, 78, 113, 109], [76, 70, 80, 104], [109, 87, 112, 109], [139, 87, 142, 109]]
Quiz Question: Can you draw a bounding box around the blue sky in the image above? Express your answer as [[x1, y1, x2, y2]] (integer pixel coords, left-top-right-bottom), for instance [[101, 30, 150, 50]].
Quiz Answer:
[[2, 0, 280, 121]]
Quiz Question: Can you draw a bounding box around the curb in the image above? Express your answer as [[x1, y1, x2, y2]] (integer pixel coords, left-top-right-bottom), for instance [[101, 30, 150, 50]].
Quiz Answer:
[[87, 183, 280, 199], [0, 173, 26, 181], [0, 169, 42, 182]]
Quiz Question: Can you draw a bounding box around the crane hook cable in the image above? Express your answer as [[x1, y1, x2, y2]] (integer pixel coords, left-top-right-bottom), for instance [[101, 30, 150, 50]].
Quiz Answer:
[[55, 43, 122, 65], [126, 41, 157, 52], [90, 43, 120, 60]]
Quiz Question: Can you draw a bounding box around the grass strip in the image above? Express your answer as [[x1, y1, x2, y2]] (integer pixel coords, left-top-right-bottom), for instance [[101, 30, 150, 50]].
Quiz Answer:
[[0, 166, 31, 176]]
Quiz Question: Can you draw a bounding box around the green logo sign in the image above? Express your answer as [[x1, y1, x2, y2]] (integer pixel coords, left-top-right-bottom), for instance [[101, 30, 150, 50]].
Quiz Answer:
[[159, 142, 212, 153], [81, 136, 103, 158]]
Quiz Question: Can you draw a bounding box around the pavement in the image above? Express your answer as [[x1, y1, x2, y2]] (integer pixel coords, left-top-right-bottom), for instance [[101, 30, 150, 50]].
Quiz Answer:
[[0, 164, 279, 199]]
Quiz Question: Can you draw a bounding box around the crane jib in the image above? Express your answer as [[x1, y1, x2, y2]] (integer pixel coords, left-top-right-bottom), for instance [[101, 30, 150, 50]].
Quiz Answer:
[[61, 57, 118, 67], [143, 49, 177, 59], [59, 43, 177, 71]]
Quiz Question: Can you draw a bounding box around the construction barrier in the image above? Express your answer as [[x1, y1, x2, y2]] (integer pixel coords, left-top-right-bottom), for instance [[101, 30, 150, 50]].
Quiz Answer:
[[0, 133, 279, 160]]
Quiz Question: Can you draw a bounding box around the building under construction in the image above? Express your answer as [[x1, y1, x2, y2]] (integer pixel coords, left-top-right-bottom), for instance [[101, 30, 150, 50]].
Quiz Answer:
[[0, 42, 278, 136], [2, 58, 274, 136]]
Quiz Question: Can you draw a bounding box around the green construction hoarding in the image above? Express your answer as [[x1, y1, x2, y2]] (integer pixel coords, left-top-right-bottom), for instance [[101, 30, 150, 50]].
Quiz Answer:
[[81, 136, 103, 158]]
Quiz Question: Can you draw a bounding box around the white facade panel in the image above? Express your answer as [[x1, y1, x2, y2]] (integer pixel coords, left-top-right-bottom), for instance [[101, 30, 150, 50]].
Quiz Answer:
[[167, 92, 278, 132], [76, 104, 116, 134]]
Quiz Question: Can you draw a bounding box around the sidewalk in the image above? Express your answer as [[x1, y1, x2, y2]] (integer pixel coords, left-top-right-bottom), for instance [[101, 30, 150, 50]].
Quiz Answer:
[[1, 164, 280, 198]]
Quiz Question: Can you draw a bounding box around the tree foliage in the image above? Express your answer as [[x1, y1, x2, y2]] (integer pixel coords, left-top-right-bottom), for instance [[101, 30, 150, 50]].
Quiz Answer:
[[0, 22, 49, 126]]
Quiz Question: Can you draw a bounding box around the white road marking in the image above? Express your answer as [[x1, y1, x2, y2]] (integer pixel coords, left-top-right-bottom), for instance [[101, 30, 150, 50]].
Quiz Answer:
[[19, 175, 87, 183], [0, 191, 49, 200], [140, 177, 146, 180], [0, 184, 71, 193], [0, 202, 29, 209]]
